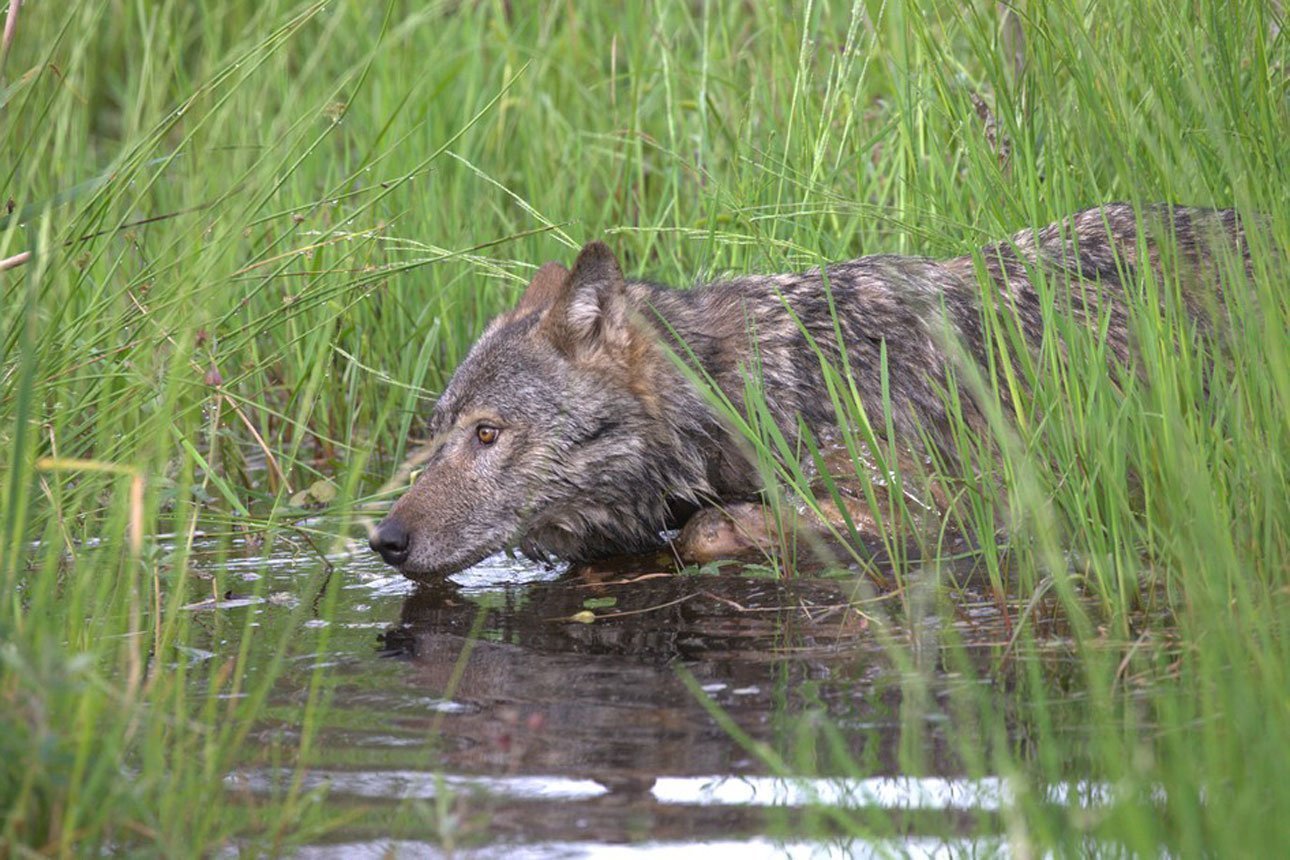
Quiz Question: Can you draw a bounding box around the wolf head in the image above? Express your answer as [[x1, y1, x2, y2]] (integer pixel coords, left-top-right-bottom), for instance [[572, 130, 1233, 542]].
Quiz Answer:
[[369, 242, 702, 580]]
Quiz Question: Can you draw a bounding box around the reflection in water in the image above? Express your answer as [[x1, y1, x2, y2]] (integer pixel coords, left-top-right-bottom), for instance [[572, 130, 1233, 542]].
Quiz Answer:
[[286, 835, 1008, 859], [376, 570, 921, 788], [234, 768, 1015, 810], [198, 540, 1078, 853]]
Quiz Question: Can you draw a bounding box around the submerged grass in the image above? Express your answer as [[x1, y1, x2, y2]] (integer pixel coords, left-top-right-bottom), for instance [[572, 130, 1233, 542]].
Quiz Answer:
[[1, 0, 1287, 854]]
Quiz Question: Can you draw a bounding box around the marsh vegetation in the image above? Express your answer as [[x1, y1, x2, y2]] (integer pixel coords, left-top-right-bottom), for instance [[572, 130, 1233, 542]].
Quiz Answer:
[[1, 0, 1286, 855]]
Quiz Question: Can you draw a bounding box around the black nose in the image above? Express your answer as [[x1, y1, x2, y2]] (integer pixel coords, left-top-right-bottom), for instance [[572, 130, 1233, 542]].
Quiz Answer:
[[369, 520, 410, 567]]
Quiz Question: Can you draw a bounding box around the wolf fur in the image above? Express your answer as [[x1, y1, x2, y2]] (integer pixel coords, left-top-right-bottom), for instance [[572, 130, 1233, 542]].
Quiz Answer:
[[370, 204, 1252, 579]]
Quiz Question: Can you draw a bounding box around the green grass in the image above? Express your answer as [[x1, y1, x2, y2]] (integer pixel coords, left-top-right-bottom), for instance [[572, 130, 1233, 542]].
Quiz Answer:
[[1, 0, 1287, 854]]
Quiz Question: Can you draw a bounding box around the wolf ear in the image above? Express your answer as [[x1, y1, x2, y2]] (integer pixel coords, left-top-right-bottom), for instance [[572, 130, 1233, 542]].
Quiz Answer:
[[514, 262, 570, 316], [545, 241, 630, 354]]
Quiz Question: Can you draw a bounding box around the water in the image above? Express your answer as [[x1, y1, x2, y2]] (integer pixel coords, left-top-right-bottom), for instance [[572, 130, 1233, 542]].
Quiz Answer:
[[182, 529, 1090, 856]]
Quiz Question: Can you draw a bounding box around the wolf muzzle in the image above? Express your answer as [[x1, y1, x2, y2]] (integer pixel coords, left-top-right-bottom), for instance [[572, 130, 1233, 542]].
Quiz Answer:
[[369, 519, 410, 567]]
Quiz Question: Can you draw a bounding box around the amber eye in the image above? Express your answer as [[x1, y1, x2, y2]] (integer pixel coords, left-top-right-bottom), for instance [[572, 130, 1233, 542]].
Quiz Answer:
[[475, 425, 500, 446]]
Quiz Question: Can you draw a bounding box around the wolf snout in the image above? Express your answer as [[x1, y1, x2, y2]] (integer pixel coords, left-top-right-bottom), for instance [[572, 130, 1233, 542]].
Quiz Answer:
[[369, 519, 410, 567]]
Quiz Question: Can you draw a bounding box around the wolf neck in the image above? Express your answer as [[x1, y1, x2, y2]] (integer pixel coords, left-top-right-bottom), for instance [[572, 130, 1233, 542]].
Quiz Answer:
[[618, 279, 795, 502]]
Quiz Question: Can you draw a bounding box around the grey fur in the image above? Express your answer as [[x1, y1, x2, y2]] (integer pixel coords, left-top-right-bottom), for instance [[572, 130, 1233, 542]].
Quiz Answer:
[[373, 204, 1251, 579]]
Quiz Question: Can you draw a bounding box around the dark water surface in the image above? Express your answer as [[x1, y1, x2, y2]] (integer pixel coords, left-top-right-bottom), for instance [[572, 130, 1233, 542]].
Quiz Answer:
[[185, 529, 1083, 857]]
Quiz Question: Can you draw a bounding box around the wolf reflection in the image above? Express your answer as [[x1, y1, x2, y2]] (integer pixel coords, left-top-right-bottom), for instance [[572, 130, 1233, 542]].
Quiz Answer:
[[379, 568, 1054, 804]]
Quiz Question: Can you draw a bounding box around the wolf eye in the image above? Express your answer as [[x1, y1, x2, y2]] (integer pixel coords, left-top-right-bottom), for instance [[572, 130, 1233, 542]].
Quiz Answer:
[[475, 425, 500, 446]]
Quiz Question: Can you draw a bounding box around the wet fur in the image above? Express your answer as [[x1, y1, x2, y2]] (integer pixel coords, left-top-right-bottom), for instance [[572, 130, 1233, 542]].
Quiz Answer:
[[375, 204, 1251, 579]]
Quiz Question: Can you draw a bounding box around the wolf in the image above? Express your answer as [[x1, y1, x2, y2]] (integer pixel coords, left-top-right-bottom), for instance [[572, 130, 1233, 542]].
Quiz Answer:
[[369, 204, 1252, 579]]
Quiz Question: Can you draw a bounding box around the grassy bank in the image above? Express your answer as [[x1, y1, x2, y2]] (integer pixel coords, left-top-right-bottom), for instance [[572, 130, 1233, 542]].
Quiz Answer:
[[2, 0, 1286, 854]]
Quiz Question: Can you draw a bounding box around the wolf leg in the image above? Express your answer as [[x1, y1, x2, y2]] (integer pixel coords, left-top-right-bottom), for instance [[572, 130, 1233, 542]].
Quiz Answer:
[[673, 497, 891, 565]]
